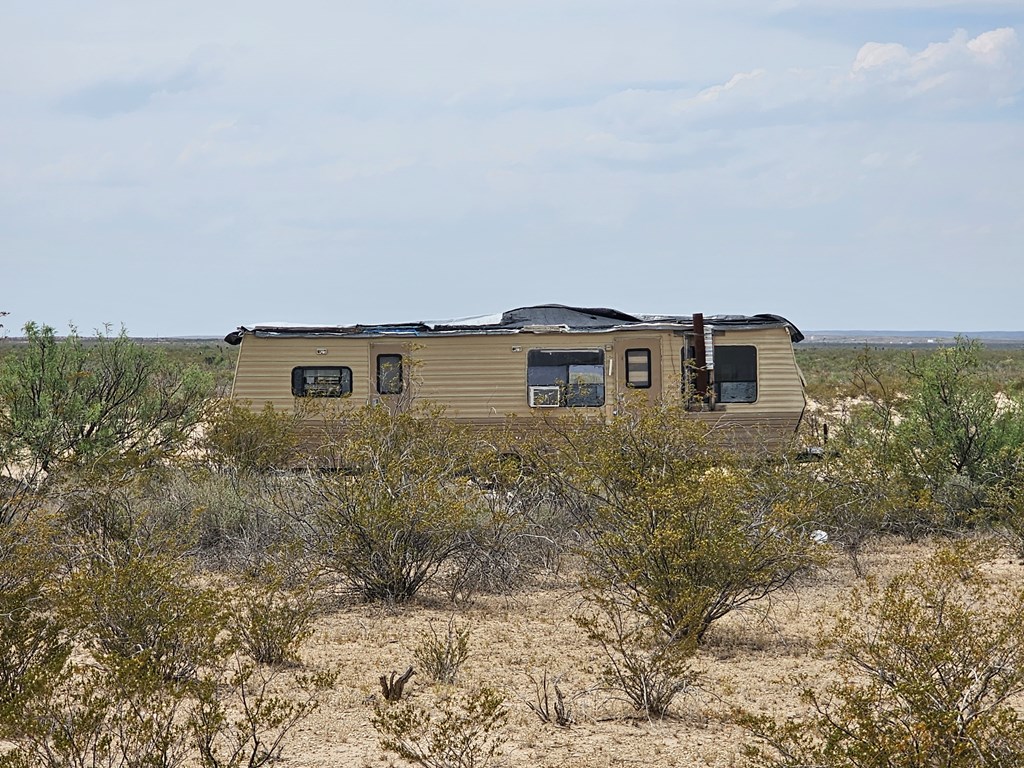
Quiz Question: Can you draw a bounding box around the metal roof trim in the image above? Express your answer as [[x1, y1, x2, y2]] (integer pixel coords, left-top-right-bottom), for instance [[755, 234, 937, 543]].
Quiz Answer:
[[223, 307, 803, 345]]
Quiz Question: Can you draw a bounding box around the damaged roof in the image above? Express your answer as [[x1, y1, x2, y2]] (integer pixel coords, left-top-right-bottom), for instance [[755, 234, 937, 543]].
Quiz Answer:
[[224, 304, 804, 345]]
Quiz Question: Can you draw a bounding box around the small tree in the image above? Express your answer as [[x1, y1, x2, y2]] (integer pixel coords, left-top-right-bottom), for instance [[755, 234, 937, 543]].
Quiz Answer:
[[840, 340, 1024, 535], [742, 542, 1024, 767], [0, 322, 212, 480]]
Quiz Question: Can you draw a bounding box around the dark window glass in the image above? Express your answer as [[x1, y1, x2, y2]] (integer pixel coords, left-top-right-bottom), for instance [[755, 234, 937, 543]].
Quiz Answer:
[[527, 349, 605, 407], [377, 354, 404, 395], [625, 348, 652, 388], [291, 367, 352, 397], [713, 345, 757, 403]]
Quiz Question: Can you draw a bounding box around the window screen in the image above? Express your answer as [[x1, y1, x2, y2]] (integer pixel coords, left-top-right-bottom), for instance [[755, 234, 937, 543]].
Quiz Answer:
[[527, 349, 605, 407], [713, 346, 757, 403], [291, 367, 352, 397], [376, 354, 404, 395]]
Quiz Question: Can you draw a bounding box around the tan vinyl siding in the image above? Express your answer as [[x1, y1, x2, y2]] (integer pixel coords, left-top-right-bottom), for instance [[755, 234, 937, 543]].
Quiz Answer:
[[230, 324, 806, 440], [711, 327, 805, 415], [233, 332, 615, 421]]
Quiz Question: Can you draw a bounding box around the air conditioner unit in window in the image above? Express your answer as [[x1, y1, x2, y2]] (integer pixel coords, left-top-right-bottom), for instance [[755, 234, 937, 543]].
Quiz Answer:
[[529, 385, 561, 408]]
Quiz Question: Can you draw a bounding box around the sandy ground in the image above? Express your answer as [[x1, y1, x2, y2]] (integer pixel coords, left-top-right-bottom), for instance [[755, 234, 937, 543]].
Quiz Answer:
[[256, 537, 1015, 768]]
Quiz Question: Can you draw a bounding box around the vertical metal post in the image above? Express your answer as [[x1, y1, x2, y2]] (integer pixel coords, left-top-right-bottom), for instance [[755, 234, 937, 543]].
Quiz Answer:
[[693, 313, 709, 403]]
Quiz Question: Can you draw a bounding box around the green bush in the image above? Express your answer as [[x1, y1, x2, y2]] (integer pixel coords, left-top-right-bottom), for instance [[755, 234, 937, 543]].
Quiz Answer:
[[0, 322, 211, 479], [372, 685, 508, 768], [203, 400, 301, 474], [551, 400, 824, 642], [414, 616, 470, 685], [307, 403, 478, 602], [742, 542, 1024, 767], [828, 340, 1024, 538]]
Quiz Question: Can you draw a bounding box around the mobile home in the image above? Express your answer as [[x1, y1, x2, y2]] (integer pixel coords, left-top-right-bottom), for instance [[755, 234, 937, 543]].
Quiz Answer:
[[224, 304, 806, 444]]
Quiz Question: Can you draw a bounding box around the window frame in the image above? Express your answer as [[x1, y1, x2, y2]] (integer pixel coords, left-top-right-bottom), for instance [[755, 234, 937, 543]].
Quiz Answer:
[[624, 348, 652, 389], [376, 353, 404, 395], [291, 366, 353, 398], [527, 349, 606, 408], [712, 345, 758, 404]]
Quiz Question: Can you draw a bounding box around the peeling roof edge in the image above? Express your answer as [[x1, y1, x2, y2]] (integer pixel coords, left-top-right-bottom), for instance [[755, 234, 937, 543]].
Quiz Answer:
[[224, 306, 804, 345]]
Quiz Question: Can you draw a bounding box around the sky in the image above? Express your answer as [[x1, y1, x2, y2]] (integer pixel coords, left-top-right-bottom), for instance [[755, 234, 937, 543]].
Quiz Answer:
[[2, 1, 1022, 337]]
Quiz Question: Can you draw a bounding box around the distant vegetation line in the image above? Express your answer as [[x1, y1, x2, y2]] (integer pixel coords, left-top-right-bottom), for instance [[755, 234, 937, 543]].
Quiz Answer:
[[5, 333, 1024, 403]]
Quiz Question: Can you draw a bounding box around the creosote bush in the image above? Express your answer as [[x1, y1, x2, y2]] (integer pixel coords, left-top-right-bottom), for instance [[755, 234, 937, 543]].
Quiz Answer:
[[0, 534, 333, 768], [191, 656, 338, 768], [372, 685, 508, 768], [576, 600, 697, 720], [203, 400, 302, 474], [550, 399, 824, 642], [0, 520, 69, 737], [742, 541, 1024, 767], [414, 616, 470, 685], [305, 402, 479, 602], [228, 565, 320, 666]]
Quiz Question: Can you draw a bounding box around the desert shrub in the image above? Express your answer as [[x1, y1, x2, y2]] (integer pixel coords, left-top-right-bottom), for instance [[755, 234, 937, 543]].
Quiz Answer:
[[524, 671, 574, 727], [372, 685, 508, 768], [156, 469, 305, 573], [203, 400, 301, 474], [551, 400, 824, 642], [577, 601, 697, 720], [0, 500, 327, 768], [64, 550, 230, 683], [833, 341, 1024, 537], [306, 403, 478, 602], [445, 443, 562, 600], [228, 565, 320, 666], [6, 665, 120, 768], [191, 657, 337, 768], [0, 322, 211, 479], [990, 452, 1024, 560], [742, 541, 1024, 767], [6, 644, 334, 768], [414, 616, 470, 685], [3, 551, 330, 768], [0, 520, 70, 738], [51, 467, 207, 566]]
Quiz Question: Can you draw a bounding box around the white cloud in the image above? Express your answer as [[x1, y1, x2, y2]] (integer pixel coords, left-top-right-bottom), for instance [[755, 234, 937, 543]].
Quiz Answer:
[[844, 27, 1021, 105], [852, 43, 913, 74]]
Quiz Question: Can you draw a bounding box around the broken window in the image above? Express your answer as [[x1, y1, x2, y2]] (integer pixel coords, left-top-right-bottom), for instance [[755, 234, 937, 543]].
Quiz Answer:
[[527, 349, 605, 407], [291, 366, 352, 397], [713, 346, 757, 403]]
